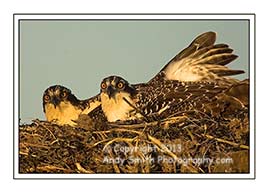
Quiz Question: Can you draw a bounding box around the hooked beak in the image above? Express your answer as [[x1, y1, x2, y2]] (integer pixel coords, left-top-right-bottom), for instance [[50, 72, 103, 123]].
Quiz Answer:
[[106, 86, 116, 99], [51, 97, 60, 108]]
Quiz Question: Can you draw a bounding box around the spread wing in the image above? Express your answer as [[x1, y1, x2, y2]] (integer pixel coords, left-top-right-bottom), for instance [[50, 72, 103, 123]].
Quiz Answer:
[[148, 31, 244, 85]]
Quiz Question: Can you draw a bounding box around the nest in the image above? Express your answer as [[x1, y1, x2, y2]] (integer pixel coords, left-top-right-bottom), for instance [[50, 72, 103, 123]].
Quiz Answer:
[[19, 110, 249, 174]]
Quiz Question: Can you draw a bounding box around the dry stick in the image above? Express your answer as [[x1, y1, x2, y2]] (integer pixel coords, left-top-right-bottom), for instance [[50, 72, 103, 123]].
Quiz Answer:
[[75, 163, 95, 174], [19, 132, 42, 138], [201, 134, 249, 150], [185, 127, 195, 141], [108, 116, 187, 129], [95, 132, 107, 141], [109, 121, 155, 129], [93, 128, 143, 136], [38, 122, 58, 142], [21, 142, 50, 149], [91, 138, 112, 148], [90, 129, 142, 148], [36, 165, 73, 173], [147, 135, 178, 159]]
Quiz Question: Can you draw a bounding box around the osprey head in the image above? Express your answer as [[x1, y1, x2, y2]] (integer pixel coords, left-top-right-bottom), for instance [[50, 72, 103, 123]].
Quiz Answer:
[[42, 85, 83, 126], [100, 76, 136, 99], [100, 76, 137, 122], [42, 85, 78, 113]]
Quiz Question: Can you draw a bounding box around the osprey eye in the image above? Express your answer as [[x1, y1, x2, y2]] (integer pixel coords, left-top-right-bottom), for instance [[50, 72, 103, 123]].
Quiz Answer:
[[101, 82, 107, 89], [117, 82, 124, 89], [44, 95, 50, 101], [61, 91, 67, 98]]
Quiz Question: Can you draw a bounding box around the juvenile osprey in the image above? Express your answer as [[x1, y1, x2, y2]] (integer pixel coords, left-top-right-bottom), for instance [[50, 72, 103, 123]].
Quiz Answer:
[[42, 85, 100, 126], [100, 75, 247, 122], [99, 31, 248, 122], [43, 31, 245, 125]]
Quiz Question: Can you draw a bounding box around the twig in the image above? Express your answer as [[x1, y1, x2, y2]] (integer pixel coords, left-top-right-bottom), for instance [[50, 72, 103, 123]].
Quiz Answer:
[[90, 138, 111, 148], [75, 163, 94, 173], [147, 135, 178, 160], [201, 134, 249, 150], [38, 123, 57, 141], [20, 142, 50, 149], [93, 128, 143, 136], [36, 165, 73, 173], [108, 116, 187, 128]]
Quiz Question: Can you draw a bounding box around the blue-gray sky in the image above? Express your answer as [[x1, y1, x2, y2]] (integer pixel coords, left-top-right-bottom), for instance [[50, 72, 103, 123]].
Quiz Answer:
[[19, 20, 249, 123]]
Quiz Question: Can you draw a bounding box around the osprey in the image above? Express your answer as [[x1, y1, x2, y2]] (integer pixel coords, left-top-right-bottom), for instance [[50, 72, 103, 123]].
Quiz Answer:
[[42, 85, 100, 126], [100, 76, 248, 122], [99, 31, 248, 122]]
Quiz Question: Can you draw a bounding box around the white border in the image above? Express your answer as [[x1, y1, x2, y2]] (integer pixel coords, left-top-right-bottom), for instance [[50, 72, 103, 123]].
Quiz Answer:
[[14, 14, 255, 179], [14, 14, 19, 179]]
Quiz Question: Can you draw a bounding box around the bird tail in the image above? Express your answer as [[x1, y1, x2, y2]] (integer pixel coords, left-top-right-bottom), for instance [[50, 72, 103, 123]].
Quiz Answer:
[[224, 79, 249, 107], [197, 79, 249, 118]]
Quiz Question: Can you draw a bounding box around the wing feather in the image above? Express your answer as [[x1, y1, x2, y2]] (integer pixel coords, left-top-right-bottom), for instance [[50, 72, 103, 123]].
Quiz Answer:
[[134, 81, 227, 118], [148, 32, 244, 85]]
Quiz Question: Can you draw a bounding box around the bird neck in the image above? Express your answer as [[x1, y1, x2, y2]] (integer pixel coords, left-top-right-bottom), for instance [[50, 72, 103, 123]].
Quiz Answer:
[[67, 94, 81, 107]]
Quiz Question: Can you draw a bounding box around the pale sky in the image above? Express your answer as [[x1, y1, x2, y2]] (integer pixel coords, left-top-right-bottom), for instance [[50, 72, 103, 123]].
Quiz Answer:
[[19, 20, 249, 123]]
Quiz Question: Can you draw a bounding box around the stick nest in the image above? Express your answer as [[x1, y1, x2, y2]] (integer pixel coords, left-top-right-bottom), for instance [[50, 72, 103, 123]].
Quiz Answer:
[[19, 110, 249, 174]]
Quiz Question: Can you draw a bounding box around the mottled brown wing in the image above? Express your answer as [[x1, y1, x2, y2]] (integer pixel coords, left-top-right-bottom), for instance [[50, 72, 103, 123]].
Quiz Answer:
[[134, 81, 228, 120], [148, 32, 244, 85], [162, 31, 216, 67], [80, 94, 101, 114], [157, 80, 249, 119]]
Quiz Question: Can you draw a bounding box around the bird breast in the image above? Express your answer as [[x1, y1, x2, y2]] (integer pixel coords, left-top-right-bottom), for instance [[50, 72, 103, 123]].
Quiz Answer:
[[100, 92, 138, 122], [44, 101, 82, 126]]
